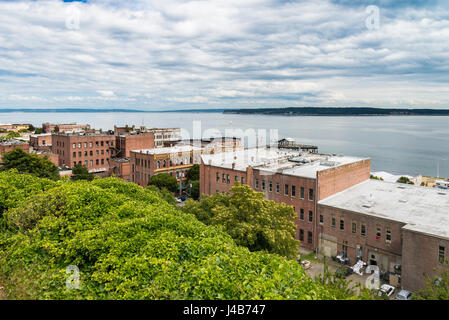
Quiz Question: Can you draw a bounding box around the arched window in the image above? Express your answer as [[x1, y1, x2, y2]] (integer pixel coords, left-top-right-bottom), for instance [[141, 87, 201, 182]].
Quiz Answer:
[[157, 160, 160, 169]]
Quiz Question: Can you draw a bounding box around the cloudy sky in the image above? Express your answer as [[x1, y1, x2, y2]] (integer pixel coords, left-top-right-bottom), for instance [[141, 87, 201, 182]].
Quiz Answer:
[[0, 0, 448, 110]]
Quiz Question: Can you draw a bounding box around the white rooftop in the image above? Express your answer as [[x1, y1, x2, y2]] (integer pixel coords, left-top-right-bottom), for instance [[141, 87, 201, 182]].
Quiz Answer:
[[131, 145, 202, 155], [201, 147, 367, 178], [319, 179, 449, 240]]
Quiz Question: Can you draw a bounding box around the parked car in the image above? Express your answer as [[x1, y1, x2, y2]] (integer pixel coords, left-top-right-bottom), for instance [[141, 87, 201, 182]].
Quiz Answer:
[[378, 284, 395, 297], [395, 289, 413, 300], [180, 195, 188, 201]]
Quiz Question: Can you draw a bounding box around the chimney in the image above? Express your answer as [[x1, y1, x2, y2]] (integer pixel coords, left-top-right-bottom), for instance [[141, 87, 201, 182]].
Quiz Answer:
[[232, 163, 236, 169]]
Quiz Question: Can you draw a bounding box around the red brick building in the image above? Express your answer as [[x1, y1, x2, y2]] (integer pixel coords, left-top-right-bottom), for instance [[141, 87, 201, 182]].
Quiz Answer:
[[0, 140, 30, 162], [200, 148, 371, 250], [52, 132, 116, 172], [115, 132, 155, 158], [42, 123, 90, 133], [318, 179, 449, 292], [30, 133, 52, 152], [131, 145, 202, 187]]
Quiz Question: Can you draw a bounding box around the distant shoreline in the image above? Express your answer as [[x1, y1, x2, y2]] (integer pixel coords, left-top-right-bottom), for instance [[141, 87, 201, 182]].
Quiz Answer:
[[1, 107, 449, 116]]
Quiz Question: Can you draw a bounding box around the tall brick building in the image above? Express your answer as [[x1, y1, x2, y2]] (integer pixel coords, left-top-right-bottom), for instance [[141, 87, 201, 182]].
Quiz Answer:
[[42, 123, 90, 133], [200, 148, 370, 250], [52, 132, 116, 172], [0, 140, 30, 162]]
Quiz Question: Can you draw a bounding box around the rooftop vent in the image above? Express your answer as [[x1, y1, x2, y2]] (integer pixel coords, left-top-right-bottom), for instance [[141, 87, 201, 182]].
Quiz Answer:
[[362, 204, 372, 208], [397, 186, 406, 189], [438, 192, 447, 196], [399, 199, 408, 203]]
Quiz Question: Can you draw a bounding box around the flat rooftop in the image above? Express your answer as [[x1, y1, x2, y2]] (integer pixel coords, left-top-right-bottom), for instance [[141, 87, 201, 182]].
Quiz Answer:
[[201, 147, 367, 177], [319, 179, 449, 240], [131, 145, 202, 155]]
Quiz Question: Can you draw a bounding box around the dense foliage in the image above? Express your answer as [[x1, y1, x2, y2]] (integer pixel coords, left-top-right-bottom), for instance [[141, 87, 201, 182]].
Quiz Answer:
[[182, 184, 299, 259], [0, 148, 59, 181], [71, 164, 94, 181], [147, 173, 178, 193], [0, 171, 362, 300], [396, 176, 414, 184], [186, 164, 200, 181]]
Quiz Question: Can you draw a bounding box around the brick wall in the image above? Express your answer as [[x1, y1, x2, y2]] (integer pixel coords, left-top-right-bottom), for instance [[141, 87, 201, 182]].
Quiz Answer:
[[402, 230, 449, 292], [317, 159, 371, 200]]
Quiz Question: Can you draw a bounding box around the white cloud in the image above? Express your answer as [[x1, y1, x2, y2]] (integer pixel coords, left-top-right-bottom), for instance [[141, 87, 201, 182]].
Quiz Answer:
[[0, 0, 448, 109]]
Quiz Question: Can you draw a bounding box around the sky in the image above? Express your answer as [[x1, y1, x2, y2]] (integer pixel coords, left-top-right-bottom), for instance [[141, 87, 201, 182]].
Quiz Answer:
[[0, 0, 448, 110]]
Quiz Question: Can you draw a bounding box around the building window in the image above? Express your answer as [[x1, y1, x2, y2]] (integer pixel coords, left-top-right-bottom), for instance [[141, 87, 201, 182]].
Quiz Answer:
[[222, 173, 226, 183], [342, 240, 348, 257], [439, 246, 446, 264], [96, 141, 99, 147], [361, 223, 366, 236], [319, 214, 323, 225], [89, 142, 93, 148], [241, 177, 245, 184], [84, 142, 87, 148], [300, 187, 304, 199], [90, 151, 93, 156], [84, 160, 87, 166], [269, 181, 272, 192], [157, 161, 160, 169], [309, 188, 314, 201], [299, 229, 304, 241], [84, 151, 88, 156], [308, 210, 313, 223], [276, 183, 280, 194], [236, 176, 240, 182], [89, 160, 93, 167], [255, 178, 259, 189], [101, 141, 104, 147], [262, 180, 266, 191], [78, 143, 81, 148], [73, 152, 76, 158], [72, 143, 76, 149], [291, 185, 296, 197], [299, 208, 304, 220], [340, 219, 344, 231], [101, 159, 104, 165], [307, 231, 313, 244], [73, 162, 76, 167], [376, 227, 381, 240], [216, 172, 220, 182], [331, 216, 336, 228], [96, 159, 99, 165], [352, 221, 357, 234], [386, 229, 392, 243], [285, 184, 289, 196], [227, 175, 230, 184]]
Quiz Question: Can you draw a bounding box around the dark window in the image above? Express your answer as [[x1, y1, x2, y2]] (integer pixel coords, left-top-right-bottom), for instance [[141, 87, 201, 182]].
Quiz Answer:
[[292, 185, 296, 197], [276, 183, 280, 194], [216, 172, 220, 182], [376, 227, 381, 240], [300, 187, 304, 199], [386, 229, 392, 243], [300, 208, 304, 220], [439, 246, 445, 264], [299, 229, 304, 241], [308, 211, 313, 223], [352, 222, 357, 234], [319, 214, 323, 225], [331, 216, 336, 228], [309, 188, 314, 201], [340, 219, 344, 230], [285, 184, 289, 196], [73, 152, 76, 158], [262, 180, 266, 191], [269, 181, 272, 192], [361, 223, 366, 236], [307, 231, 313, 244]]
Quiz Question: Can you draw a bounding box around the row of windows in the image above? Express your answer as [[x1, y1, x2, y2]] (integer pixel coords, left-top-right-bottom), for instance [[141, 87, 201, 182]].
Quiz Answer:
[[73, 149, 111, 158], [255, 179, 314, 200], [299, 229, 313, 244], [134, 170, 187, 183], [71, 140, 113, 149], [73, 158, 108, 168], [216, 172, 246, 184], [298, 208, 314, 223], [134, 157, 193, 170], [323, 215, 393, 243]]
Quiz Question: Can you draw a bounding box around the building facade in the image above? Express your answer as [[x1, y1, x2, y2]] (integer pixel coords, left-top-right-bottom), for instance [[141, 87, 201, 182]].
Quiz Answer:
[[30, 133, 52, 152], [0, 140, 29, 161], [42, 123, 91, 133], [52, 133, 116, 172], [200, 148, 371, 250]]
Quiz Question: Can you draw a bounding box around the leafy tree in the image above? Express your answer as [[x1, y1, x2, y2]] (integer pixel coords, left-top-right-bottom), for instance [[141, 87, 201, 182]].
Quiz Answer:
[[71, 164, 94, 181], [146, 185, 177, 205], [34, 127, 44, 134], [147, 173, 178, 193], [4, 132, 21, 139], [397, 176, 414, 184], [189, 180, 200, 200], [28, 124, 36, 132], [415, 262, 449, 300], [0, 174, 361, 300], [186, 164, 200, 181], [0, 148, 59, 181], [182, 184, 299, 259]]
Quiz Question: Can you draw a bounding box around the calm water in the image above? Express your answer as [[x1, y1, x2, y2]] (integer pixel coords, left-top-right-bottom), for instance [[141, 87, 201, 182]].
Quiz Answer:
[[1, 112, 449, 177]]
